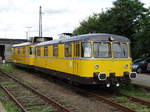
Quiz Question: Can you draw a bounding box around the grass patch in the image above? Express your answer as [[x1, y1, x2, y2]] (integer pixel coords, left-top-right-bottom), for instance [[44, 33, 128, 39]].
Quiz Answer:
[[28, 105, 56, 112], [124, 102, 150, 112], [119, 84, 150, 101], [113, 96, 150, 112], [23, 80, 34, 86], [0, 63, 14, 73], [0, 88, 21, 112], [113, 96, 129, 103]]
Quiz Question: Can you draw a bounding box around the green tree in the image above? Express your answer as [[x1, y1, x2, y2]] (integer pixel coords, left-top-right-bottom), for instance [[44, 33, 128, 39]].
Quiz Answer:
[[73, 0, 149, 58], [109, 0, 147, 41], [73, 14, 99, 35], [134, 8, 150, 57]]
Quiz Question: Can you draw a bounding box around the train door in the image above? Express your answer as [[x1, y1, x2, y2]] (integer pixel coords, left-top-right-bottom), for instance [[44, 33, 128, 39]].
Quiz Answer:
[[73, 42, 80, 75], [28, 46, 35, 65]]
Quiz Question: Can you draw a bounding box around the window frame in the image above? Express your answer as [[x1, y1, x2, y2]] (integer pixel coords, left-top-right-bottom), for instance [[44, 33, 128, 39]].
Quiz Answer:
[[44, 46, 48, 56], [23, 47, 26, 55], [28, 47, 34, 55], [93, 42, 112, 58], [112, 42, 129, 58], [36, 47, 41, 56], [65, 43, 72, 57], [81, 42, 92, 58], [18, 48, 20, 55], [53, 44, 58, 57]]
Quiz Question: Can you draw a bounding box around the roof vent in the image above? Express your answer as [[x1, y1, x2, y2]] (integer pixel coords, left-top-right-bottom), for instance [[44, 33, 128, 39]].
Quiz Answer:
[[29, 36, 53, 43], [59, 33, 73, 39], [109, 36, 114, 41]]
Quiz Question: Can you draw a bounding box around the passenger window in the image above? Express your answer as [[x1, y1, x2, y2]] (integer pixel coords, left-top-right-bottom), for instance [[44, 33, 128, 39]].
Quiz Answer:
[[20, 48, 22, 55], [36, 47, 41, 56], [16, 48, 18, 55], [29, 47, 34, 55], [44, 46, 48, 56], [23, 47, 25, 55], [18, 48, 20, 55], [34, 48, 36, 55], [53, 45, 58, 57], [75, 42, 80, 57], [35, 48, 37, 56], [65, 43, 72, 57], [81, 42, 91, 57]]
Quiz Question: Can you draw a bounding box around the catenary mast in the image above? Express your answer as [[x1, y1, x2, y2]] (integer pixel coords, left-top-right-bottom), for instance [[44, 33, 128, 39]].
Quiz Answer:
[[39, 6, 42, 37]]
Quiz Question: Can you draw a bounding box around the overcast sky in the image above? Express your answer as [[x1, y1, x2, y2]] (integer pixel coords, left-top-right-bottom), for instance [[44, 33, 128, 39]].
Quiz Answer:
[[0, 0, 149, 39]]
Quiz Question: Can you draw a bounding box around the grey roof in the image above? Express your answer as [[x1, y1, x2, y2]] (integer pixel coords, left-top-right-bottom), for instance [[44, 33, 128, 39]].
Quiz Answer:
[[61, 33, 129, 42], [34, 39, 61, 47], [35, 33, 129, 47]]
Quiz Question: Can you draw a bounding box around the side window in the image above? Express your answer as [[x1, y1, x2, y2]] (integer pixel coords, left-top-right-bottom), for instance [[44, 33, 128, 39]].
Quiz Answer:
[[16, 48, 18, 55], [23, 47, 25, 55], [18, 48, 20, 55], [35, 47, 37, 56], [44, 46, 48, 56], [65, 43, 72, 57], [53, 45, 58, 57], [29, 47, 34, 55], [36, 47, 41, 56], [14, 48, 16, 55], [74, 42, 80, 57], [21, 48, 23, 55], [81, 42, 92, 57], [34, 48, 36, 56]]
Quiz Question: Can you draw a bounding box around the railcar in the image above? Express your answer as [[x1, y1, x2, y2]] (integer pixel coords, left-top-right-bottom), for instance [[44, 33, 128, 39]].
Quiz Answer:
[[12, 42, 34, 66], [12, 33, 136, 87]]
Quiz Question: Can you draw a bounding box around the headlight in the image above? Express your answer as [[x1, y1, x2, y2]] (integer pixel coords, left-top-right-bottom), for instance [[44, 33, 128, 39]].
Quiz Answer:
[[124, 64, 128, 68]]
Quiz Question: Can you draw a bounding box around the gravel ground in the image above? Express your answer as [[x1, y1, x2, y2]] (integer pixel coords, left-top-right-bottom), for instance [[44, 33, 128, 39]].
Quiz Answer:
[[0, 102, 7, 112], [132, 73, 150, 87], [10, 66, 122, 112]]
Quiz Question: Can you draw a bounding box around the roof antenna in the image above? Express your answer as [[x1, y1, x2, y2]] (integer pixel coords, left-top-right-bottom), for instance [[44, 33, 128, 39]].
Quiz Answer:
[[39, 6, 42, 37]]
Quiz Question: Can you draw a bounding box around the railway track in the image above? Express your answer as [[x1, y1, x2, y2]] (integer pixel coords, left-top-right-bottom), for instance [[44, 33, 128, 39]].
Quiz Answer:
[[132, 83, 150, 90], [72, 86, 150, 112], [118, 92, 150, 106], [0, 70, 71, 112], [1, 69, 150, 112], [52, 80, 150, 112], [71, 87, 137, 112], [28, 74, 150, 112]]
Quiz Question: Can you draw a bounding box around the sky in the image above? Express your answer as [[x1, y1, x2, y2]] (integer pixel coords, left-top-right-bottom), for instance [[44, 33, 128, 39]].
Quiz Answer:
[[0, 0, 149, 39]]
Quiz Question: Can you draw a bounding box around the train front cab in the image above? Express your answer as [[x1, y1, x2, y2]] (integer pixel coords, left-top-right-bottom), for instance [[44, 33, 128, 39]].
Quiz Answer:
[[72, 40, 136, 87]]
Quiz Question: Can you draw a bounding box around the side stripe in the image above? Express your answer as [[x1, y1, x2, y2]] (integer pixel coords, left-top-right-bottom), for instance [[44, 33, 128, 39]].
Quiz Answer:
[[13, 55, 131, 61]]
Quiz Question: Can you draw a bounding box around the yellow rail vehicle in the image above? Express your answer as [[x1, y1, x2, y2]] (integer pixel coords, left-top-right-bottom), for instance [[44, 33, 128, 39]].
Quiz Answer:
[[12, 34, 136, 87], [12, 42, 34, 66]]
